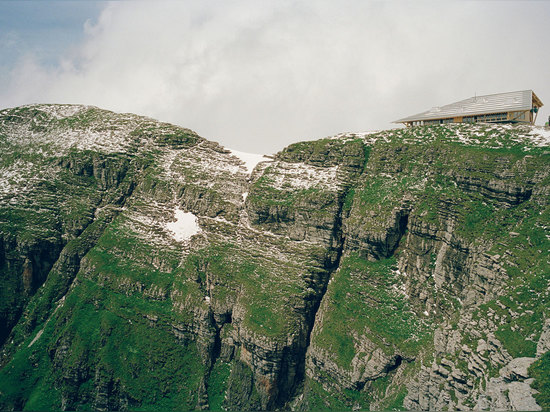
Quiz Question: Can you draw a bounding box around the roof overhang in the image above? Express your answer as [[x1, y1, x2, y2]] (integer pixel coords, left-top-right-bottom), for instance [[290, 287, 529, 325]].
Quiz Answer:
[[394, 90, 542, 124], [532, 91, 544, 108]]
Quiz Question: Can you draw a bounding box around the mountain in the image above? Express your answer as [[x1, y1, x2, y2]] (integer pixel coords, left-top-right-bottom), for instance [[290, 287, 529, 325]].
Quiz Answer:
[[0, 104, 549, 411]]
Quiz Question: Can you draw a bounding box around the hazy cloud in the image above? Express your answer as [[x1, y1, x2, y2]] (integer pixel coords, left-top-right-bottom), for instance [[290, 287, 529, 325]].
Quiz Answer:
[[1, 1, 549, 153]]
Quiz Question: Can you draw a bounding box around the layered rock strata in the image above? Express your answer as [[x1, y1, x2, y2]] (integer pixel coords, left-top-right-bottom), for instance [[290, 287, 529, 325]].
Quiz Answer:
[[0, 105, 548, 411]]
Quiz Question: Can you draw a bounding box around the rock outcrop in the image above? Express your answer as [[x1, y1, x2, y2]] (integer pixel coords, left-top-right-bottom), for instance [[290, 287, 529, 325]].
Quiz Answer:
[[0, 106, 548, 410]]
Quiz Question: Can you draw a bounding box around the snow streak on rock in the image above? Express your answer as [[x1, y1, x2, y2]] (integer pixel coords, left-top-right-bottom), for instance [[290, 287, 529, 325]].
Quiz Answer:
[[0, 104, 147, 155], [268, 161, 340, 191]]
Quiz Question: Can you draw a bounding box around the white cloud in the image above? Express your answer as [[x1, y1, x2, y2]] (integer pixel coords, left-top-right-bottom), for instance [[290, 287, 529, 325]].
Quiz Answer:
[[1, 1, 550, 153]]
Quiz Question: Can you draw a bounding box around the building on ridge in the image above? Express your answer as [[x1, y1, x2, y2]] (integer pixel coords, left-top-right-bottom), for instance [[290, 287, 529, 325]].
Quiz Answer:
[[394, 90, 543, 127]]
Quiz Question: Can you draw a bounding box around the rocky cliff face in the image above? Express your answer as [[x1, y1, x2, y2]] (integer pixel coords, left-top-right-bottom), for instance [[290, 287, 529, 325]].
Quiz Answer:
[[0, 104, 549, 411]]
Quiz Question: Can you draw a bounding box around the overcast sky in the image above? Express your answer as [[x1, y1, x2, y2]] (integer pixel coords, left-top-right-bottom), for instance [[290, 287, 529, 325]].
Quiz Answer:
[[1, 1, 549, 153]]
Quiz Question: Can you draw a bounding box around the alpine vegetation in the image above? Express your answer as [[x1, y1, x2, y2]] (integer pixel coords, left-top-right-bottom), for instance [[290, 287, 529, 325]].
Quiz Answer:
[[0, 104, 549, 410]]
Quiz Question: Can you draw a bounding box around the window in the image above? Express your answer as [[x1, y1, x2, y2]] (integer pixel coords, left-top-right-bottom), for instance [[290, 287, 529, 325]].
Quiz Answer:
[[509, 111, 527, 121], [424, 118, 453, 125], [463, 112, 507, 123]]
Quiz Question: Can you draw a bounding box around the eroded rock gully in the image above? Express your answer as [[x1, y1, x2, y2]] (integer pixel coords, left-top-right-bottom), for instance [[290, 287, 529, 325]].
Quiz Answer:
[[188, 140, 365, 410]]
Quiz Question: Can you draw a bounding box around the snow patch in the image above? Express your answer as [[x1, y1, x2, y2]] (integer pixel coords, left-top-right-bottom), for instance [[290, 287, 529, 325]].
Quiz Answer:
[[332, 130, 380, 139], [530, 127, 550, 146], [166, 208, 200, 242], [228, 149, 269, 175], [28, 329, 43, 347], [242, 192, 248, 202]]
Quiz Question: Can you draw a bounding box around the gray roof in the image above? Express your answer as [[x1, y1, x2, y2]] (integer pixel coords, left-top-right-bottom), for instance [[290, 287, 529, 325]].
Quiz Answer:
[[394, 90, 538, 123]]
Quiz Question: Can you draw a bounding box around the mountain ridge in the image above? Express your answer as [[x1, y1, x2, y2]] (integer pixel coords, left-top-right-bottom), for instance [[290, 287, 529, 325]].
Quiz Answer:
[[0, 104, 548, 410]]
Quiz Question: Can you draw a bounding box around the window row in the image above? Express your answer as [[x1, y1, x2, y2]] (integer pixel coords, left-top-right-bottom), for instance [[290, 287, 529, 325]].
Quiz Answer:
[[463, 112, 508, 123]]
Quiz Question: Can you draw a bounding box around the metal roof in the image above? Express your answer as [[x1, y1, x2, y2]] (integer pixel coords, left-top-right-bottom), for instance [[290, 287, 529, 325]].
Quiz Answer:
[[394, 90, 540, 123]]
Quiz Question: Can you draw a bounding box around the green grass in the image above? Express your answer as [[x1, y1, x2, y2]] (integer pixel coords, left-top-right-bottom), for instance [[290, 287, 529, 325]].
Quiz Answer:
[[495, 326, 538, 358], [0, 275, 205, 410], [247, 171, 331, 210], [87, 229, 179, 289], [303, 377, 357, 411], [314, 253, 431, 368], [0, 317, 61, 410], [279, 138, 340, 163], [342, 188, 355, 213], [207, 360, 231, 410], [357, 175, 421, 208], [129, 122, 200, 149], [529, 351, 550, 410], [182, 242, 305, 338], [382, 385, 408, 410]]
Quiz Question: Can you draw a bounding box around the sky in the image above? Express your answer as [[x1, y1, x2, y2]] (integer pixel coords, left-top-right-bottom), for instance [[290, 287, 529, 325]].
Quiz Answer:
[[1, 1, 550, 154]]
